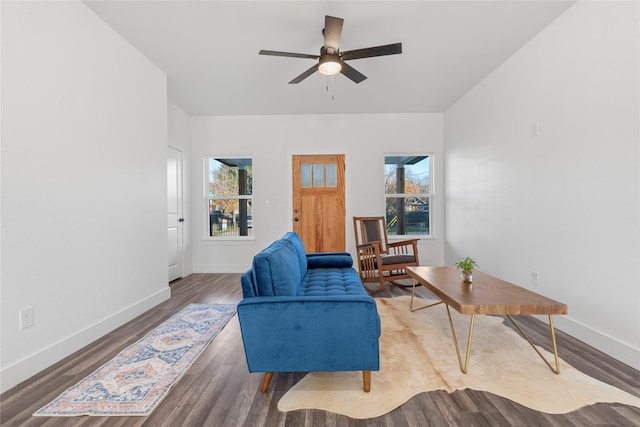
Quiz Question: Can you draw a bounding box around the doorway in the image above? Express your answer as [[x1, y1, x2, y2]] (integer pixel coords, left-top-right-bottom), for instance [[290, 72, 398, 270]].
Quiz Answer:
[[292, 154, 345, 252], [168, 147, 184, 282]]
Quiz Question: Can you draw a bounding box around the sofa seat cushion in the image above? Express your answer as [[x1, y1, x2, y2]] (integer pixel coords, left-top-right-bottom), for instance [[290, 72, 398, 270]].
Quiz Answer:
[[298, 268, 367, 296]]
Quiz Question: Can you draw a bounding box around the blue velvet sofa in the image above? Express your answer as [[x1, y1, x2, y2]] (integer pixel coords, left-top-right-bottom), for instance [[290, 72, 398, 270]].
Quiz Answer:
[[238, 232, 381, 393]]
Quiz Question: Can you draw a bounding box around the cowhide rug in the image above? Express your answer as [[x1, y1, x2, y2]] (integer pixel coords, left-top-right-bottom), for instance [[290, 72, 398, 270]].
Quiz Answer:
[[278, 296, 640, 419]]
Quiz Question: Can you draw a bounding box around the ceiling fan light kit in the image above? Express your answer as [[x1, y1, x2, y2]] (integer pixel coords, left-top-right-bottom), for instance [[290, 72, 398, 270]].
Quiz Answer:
[[318, 54, 342, 76], [260, 15, 402, 84]]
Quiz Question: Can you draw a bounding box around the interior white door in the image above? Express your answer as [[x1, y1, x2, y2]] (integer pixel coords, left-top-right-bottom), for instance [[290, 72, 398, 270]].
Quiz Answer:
[[168, 147, 184, 282]]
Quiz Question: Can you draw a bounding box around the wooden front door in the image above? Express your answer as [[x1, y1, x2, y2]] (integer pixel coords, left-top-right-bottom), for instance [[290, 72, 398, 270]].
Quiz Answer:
[[292, 154, 345, 252]]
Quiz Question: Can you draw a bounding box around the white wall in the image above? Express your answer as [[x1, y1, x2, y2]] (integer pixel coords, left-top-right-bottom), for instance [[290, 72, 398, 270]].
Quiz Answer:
[[191, 113, 445, 272], [444, 1, 639, 368], [168, 102, 194, 277], [1, 1, 170, 392]]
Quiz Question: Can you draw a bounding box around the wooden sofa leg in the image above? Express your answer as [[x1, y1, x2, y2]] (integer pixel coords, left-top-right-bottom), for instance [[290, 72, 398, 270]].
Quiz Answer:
[[261, 372, 273, 393], [363, 371, 371, 393]]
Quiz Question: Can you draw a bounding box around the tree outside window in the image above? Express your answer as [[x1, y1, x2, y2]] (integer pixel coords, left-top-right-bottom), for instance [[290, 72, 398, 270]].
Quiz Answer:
[[207, 157, 253, 238], [384, 155, 431, 236]]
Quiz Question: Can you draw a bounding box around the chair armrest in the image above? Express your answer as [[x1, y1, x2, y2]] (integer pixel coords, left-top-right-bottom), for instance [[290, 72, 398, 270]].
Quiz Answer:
[[388, 239, 419, 248], [237, 296, 380, 373], [388, 239, 419, 256]]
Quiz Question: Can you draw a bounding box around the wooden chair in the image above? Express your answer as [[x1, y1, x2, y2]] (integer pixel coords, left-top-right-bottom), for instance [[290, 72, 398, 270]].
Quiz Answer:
[[353, 216, 420, 291]]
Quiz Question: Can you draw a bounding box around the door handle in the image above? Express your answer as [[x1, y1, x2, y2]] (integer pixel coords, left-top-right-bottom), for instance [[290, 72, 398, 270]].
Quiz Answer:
[[179, 218, 185, 222], [294, 217, 299, 222]]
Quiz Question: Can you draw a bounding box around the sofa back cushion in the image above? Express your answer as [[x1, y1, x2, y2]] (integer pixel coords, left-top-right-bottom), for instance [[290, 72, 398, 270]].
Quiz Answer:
[[241, 269, 258, 298], [283, 231, 308, 278], [252, 235, 303, 296]]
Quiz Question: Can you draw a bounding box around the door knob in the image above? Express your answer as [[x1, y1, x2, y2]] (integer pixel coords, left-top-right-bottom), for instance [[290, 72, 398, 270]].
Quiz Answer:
[[179, 218, 185, 222], [294, 217, 299, 222]]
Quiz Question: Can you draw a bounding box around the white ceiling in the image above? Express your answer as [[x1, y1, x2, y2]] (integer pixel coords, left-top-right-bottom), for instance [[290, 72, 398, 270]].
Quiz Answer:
[[84, 1, 575, 116]]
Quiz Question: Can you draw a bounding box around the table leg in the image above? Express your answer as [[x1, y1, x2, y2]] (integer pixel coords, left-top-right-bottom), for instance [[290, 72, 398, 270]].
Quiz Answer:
[[506, 314, 561, 374], [444, 304, 475, 374], [410, 281, 444, 312]]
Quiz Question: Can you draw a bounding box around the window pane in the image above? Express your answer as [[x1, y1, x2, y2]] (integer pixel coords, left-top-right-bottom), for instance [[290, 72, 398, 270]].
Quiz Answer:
[[301, 164, 311, 188], [209, 199, 253, 237], [313, 164, 324, 187], [385, 197, 429, 236], [385, 156, 429, 194], [326, 164, 337, 187], [209, 158, 253, 196]]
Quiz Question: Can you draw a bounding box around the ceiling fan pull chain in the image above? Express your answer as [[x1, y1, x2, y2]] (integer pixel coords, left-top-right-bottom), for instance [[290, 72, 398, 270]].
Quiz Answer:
[[325, 75, 335, 101], [331, 75, 335, 101]]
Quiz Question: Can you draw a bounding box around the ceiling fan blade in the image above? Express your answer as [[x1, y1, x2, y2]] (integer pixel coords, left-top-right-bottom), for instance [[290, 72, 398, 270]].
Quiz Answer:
[[323, 15, 344, 52], [340, 42, 403, 61], [339, 60, 367, 84], [289, 63, 320, 84], [259, 50, 319, 60]]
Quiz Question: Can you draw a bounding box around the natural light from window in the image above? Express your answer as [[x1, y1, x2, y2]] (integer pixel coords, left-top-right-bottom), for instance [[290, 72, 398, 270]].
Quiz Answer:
[[207, 157, 253, 238], [384, 155, 431, 237]]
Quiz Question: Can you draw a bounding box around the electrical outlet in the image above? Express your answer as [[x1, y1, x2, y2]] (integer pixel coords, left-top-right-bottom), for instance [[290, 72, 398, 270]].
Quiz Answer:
[[19, 307, 34, 330], [531, 271, 540, 286], [531, 121, 539, 137]]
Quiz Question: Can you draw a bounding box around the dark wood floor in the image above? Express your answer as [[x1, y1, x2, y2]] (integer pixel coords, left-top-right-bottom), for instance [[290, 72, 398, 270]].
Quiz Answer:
[[1, 273, 639, 426]]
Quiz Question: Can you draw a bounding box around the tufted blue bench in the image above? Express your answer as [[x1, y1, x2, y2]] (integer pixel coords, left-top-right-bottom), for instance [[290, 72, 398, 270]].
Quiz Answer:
[[237, 232, 381, 393]]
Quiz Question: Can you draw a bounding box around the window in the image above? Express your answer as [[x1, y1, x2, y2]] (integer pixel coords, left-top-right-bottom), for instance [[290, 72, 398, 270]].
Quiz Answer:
[[206, 157, 252, 238], [384, 155, 431, 237], [300, 162, 338, 188]]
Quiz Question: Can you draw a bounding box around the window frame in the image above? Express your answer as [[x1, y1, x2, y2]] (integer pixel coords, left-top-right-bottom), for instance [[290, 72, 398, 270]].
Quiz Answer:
[[383, 153, 434, 239], [204, 155, 254, 241]]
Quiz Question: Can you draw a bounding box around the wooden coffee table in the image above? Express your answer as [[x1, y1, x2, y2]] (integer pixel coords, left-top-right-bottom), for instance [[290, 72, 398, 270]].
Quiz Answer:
[[407, 266, 568, 374]]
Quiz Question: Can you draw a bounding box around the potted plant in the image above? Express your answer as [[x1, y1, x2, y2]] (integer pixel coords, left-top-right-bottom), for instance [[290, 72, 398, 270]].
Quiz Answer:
[[455, 257, 478, 283]]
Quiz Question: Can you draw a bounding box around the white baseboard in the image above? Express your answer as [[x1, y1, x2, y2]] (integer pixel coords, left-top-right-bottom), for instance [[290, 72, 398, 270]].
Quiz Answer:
[[552, 315, 639, 370], [194, 264, 250, 274], [183, 264, 195, 277], [0, 287, 171, 393]]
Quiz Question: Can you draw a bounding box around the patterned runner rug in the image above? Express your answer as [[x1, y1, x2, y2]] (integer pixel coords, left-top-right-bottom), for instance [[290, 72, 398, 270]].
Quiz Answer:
[[34, 303, 236, 417]]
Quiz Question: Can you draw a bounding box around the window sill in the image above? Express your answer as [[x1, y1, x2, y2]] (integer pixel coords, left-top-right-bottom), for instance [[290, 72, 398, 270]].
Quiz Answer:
[[202, 237, 256, 246]]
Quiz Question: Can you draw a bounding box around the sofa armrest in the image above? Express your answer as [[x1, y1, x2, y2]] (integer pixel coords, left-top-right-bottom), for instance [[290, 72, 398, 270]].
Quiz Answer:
[[306, 252, 353, 268], [237, 295, 380, 373], [307, 251, 351, 257]]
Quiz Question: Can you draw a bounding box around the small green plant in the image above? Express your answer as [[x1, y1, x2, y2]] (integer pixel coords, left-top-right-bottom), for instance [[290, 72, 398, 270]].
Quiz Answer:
[[455, 257, 478, 273]]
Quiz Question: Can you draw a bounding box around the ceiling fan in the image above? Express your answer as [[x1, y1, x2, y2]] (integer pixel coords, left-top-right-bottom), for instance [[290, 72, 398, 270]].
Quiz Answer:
[[259, 15, 402, 84]]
